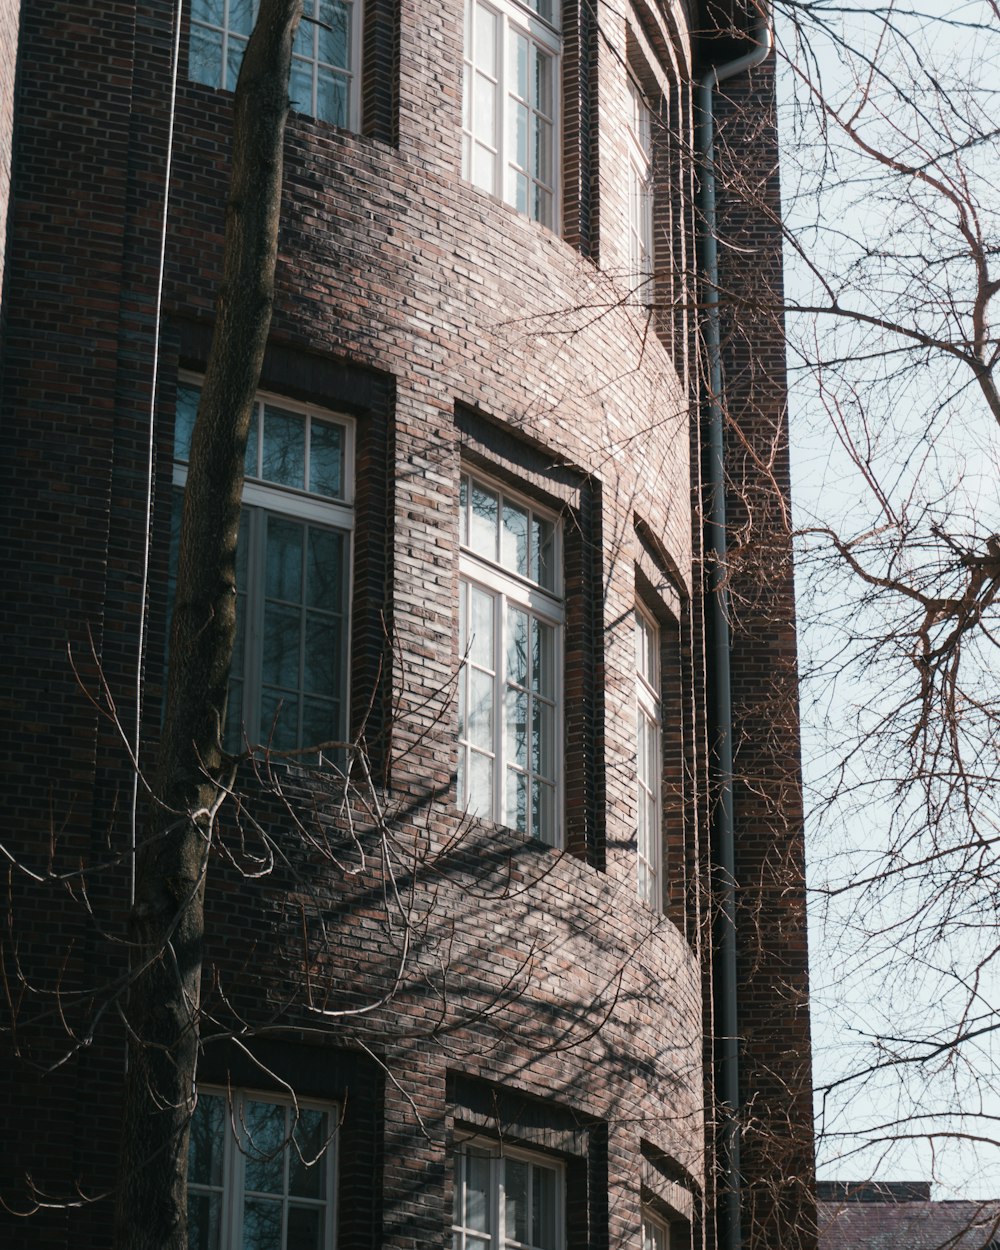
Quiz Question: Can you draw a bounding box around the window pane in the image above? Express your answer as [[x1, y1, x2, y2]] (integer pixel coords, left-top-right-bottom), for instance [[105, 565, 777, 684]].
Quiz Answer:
[[502, 501, 529, 575], [263, 602, 302, 690], [465, 1150, 492, 1232], [505, 1158, 529, 1244], [532, 699, 554, 778], [528, 0, 555, 22], [301, 696, 338, 750], [229, 0, 255, 37], [469, 586, 495, 668], [290, 1108, 328, 1196], [243, 1100, 286, 1195], [191, 0, 221, 24], [468, 751, 494, 818], [532, 47, 552, 114], [316, 69, 349, 127], [290, 57, 315, 115], [474, 1, 497, 74], [267, 516, 304, 602], [531, 516, 555, 589], [506, 686, 528, 768], [532, 1164, 558, 1249], [174, 385, 200, 460], [532, 619, 554, 699], [189, 25, 223, 88], [533, 780, 556, 844], [469, 668, 494, 751], [259, 689, 299, 749], [506, 606, 528, 687], [460, 476, 469, 546], [514, 101, 528, 171], [473, 142, 498, 195], [319, 0, 350, 67], [225, 36, 246, 91], [294, 4, 314, 56], [243, 1197, 283, 1250], [513, 170, 529, 216], [506, 767, 527, 833], [533, 115, 552, 182], [470, 481, 499, 558], [304, 615, 340, 696], [513, 32, 528, 99], [245, 400, 260, 476], [187, 1191, 222, 1250], [309, 419, 344, 497], [262, 406, 307, 488], [474, 72, 498, 148], [306, 527, 345, 611], [188, 1092, 225, 1186], [288, 1205, 323, 1250]]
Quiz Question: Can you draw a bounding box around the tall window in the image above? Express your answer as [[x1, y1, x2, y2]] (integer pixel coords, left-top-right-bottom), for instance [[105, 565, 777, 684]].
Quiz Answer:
[[462, 0, 561, 228], [189, 0, 361, 129], [458, 472, 562, 846], [626, 76, 654, 301], [188, 1087, 338, 1250], [635, 605, 662, 909], [452, 1141, 564, 1250], [172, 382, 353, 755], [642, 1209, 670, 1250]]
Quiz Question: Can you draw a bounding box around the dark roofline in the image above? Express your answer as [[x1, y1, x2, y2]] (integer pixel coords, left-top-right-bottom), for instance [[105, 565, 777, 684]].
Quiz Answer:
[[817, 1181, 933, 1204]]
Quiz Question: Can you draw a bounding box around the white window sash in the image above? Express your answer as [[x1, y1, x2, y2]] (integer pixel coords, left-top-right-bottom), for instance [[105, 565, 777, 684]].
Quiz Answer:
[[635, 605, 662, 909], [452, 1140, 565, 1250], [189, 1087, 338, 1250], [173, 380, 354, 756], [189, 0, 362, 130], [458, 568, 563, 845], [463, 0, 561, 228], [625, 78, 654, 300]]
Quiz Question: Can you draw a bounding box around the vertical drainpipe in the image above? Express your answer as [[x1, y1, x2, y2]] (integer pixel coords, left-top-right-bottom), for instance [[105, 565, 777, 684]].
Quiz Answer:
[[696, 11, 773, 1250]]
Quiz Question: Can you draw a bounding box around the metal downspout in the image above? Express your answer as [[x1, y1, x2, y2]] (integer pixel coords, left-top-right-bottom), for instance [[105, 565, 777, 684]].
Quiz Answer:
[[696, 13, 773, 1250]]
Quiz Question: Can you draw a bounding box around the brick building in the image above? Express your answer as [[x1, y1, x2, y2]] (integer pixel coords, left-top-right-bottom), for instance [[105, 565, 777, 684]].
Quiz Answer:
[[0, 1, 815, 1248]]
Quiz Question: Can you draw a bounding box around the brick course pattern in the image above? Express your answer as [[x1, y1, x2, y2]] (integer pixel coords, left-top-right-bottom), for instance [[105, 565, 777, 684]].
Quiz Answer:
[[0, 2, 814, 1248]]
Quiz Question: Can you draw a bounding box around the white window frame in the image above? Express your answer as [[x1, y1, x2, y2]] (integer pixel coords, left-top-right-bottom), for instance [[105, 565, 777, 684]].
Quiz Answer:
[[626, 75, 654, 303], [458, 471, 563, 847], [641, 1207, 671, 1250], [173, 377, 355, 758], [452, 1138, 566, 1250], [462, 0, 562, 229], [189, 0, 362, 131], [187, 1085, 339, 1250], [635, 604, 662, 910]]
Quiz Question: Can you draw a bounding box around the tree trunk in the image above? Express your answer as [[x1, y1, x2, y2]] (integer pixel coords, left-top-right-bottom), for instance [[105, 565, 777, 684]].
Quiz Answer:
[[114, 3, 303, 1246]]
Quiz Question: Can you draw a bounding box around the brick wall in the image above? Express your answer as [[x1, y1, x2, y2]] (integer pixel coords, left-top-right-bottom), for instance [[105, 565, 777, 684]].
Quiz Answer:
[[0, 2, 813, 1248]]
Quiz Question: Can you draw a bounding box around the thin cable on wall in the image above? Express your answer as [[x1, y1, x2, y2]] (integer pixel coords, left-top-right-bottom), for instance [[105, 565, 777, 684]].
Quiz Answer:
[[130, 0, 185, 903]]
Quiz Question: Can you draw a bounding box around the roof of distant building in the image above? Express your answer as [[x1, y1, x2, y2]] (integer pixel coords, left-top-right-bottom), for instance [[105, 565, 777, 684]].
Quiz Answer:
[[818, 1182, 1000, 1250]]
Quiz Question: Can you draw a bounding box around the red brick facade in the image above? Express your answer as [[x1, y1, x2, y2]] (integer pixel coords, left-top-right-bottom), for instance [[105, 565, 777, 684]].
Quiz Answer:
[[0, 2, 814, 1248]]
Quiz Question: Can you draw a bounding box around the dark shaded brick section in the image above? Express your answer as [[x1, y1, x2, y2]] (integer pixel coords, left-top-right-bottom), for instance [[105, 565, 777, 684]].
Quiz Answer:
[[710, 54, 817, 1250]]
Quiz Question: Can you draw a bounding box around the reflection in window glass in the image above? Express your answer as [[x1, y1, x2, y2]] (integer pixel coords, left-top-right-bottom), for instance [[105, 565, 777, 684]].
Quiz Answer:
[[187, 1089, 337, 1250], [462, 0, 560, 229], [171, 384, 351, 759], [189, 0, 360, 129], [452, 1143, 563, 1250], [458, 474, 562, 845]]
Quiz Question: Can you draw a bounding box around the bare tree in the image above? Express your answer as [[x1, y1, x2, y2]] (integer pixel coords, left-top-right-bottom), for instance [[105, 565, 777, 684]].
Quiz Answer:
[[114, 3, 304, 1245], [765, 0, 1000, 1197]]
